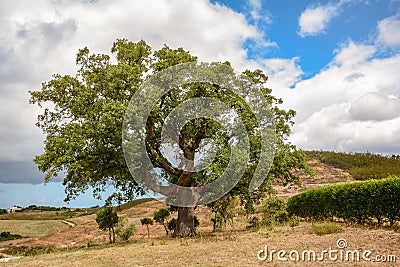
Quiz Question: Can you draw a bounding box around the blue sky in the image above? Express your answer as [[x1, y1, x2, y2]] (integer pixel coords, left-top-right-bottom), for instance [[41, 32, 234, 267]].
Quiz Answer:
[[0, 0, 399, 208]]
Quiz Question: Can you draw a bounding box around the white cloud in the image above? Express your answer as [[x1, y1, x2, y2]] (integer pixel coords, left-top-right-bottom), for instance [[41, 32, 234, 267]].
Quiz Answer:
[[376, 14, 400, 48], [349, 93, 400, 121], [0, 0, 271, 183], [261, 57, 303, 90], [247, 0, 271, 24], [281, 40, 400, 154], [298, 3, 339, 37]]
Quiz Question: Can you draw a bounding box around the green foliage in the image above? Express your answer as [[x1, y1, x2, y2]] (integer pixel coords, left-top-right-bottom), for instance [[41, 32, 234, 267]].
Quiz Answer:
[[115, 217, 136, 241], [153, 208, 171, 235], [96, 207, 119, 243], [307, 150, 400, 180], [309, 223, 343, 235], [0, 209, 7, 215], [140, 217, 153, 226], [210, 213, 224, 232], [289, 217, 300, 227], [141, 217, 153, 238], [207, 195, 237, 231], [0, 232, 22, 241], [167, 218, 178, 232], [246, 216, 260, 229], [287, 176, 400, 226], [2, 245, 57, 256], [30, 38, 307, 237], [193, 216, 200, 228], [260, 196, 289, 225]]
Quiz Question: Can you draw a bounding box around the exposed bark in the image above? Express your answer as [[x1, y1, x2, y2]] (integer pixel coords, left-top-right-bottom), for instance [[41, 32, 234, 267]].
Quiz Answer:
[[111, 227, 115, 243], [174, 206, 196, 237]]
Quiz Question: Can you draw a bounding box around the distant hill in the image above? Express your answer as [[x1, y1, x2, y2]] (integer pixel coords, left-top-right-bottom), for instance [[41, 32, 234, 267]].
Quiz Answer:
[[306, 150, 400, 180]]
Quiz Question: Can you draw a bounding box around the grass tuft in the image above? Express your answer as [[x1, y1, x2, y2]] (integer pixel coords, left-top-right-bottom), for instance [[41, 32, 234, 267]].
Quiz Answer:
[[309, 223, 344, 235]]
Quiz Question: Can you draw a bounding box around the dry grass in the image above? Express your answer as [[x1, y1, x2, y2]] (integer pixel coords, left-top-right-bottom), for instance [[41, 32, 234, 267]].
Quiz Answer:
[[2, 158, 399, 266], [3, 223, 399, 266]]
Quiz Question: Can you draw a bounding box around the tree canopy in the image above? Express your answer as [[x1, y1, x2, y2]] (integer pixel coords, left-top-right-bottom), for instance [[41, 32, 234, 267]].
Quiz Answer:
[[30, 39, 309, 237]]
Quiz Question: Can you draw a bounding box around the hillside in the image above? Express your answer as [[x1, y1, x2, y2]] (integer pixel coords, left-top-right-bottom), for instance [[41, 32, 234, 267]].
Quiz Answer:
[[1, 154, 399, 266]]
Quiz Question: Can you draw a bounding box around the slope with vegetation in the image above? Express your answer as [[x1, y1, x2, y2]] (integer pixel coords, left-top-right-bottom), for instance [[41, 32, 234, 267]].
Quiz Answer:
[[306, 150, 400, 180]]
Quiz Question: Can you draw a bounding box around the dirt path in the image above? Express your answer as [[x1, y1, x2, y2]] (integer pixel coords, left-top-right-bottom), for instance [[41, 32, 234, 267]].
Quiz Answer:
[[60, 220, 76, 227]]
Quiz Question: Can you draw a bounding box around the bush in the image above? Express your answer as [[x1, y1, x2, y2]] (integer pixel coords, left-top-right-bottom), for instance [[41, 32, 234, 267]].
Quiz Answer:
[[0, 232, 22, 241], [115, 217, 136, 241], [309, 223, 343, 235], [167, 218, 177, 232], [2, 245, 57, 256], [261, 196, 289, 225], [287, 176, 400, 225], [118, 225, 136, 241], [246, 216, 260, 229]]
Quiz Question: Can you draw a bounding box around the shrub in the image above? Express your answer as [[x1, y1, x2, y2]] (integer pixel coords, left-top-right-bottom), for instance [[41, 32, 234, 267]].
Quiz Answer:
[[115, 217, 136, 241], [287, 176, 400, 225], [2, 245, 57, 256], [0, 232, 22, 241], [261, 196, 289, 225], [167, 218, 177, 233], [246, 216, 260, 229], [309, 223, 343, 235]]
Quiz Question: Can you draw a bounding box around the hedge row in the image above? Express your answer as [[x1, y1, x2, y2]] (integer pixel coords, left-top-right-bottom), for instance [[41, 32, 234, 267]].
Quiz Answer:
[[287, 176, 400, 225]]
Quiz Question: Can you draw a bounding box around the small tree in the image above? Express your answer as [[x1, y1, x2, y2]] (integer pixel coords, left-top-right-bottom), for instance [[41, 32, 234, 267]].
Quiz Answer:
[[96, 206, 119, 243], [153, 208, 171, 236], [140, 218, 153, 239], [207, 195, 237, 231]]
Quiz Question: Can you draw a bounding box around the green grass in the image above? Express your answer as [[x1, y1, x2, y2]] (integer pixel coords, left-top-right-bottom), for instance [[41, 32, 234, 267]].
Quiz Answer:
[[0, 220, 69, 237], [309, 223, 344, 235], [0, 208, 99, 221], [117, 198, 154, 211]]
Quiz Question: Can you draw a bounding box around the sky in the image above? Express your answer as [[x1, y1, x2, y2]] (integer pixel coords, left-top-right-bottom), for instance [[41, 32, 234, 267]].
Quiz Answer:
[[0, 0, 399, 208]]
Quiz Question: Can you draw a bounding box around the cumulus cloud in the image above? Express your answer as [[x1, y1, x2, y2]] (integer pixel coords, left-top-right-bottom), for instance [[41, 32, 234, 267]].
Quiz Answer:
[[298, 3, 339, 37], [0, 0, 271, 183], [283, 40, 400, 154], [376, 14, 400, 48], [261, 57, 303, 89], [349, 93, 400, 121]]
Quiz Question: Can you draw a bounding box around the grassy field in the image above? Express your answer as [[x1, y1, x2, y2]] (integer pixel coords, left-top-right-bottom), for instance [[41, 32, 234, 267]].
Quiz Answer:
[[3, 222, 399, 266], [0, 209, 98, 221], [0, 220, 69, 238], [1, 157, 399, 266]]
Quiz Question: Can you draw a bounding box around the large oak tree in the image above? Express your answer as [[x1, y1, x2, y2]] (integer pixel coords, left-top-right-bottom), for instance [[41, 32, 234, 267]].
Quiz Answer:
[[30, 39, 308, 237]]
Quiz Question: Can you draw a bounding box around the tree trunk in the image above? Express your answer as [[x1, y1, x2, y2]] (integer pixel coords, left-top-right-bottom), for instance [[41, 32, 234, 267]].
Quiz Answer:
[[146, 225, 150, 238], [163, 223, 169, 236], [108, 228, 112, 243], [111, 227, 115, 243], [175, 206, 196, 237]]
